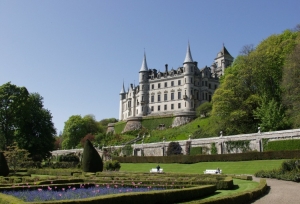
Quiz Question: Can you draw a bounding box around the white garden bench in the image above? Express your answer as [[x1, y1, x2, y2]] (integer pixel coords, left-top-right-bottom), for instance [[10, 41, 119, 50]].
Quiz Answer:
[[150, 168, 164, 173], [204, 169, 222, 174]]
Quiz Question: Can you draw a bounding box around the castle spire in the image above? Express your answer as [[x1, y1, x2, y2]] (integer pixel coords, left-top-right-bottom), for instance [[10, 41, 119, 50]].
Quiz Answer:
[[120, 81, 125, 94], [184, 42, 193, 63], [139, 52, 148, 72]]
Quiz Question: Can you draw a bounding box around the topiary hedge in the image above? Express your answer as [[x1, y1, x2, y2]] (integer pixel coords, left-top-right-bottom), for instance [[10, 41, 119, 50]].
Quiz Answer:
[[82, 139, 103, 172], [0, 152, 9, 177]]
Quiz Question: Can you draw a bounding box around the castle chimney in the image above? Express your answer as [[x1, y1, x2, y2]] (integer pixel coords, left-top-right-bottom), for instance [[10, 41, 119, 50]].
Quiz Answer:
[[165, 64, 168, 73]]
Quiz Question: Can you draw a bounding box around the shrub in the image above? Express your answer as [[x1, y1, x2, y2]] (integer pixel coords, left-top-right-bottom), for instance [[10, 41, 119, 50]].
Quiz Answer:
[[265, 139, 300, 151], [104, 160, 121, 171], [122, 145, 133, 156], [210, 143, 217, 155], [0, 152, 9, 176], [58, 154, 80, 163], [82, 139, 103, 172], [167, 142, 182, 156], [190, 147, 202, 155]]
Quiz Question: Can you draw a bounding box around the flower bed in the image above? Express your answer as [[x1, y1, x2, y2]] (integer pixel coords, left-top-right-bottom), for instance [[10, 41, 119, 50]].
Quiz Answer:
[[2, 184, 166, 202]]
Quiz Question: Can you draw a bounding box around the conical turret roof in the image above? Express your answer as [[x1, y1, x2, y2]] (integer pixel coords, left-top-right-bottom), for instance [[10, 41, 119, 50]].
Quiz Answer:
[[139, 52, 148, 72], [120, 82, 125, 94], [184, 42, 193, 63]]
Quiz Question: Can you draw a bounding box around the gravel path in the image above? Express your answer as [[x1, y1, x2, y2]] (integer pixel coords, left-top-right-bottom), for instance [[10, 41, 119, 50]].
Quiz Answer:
[[251, 177, 300, 204]]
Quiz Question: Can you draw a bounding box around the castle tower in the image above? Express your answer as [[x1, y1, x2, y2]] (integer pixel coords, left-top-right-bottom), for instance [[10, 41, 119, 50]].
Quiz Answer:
[[137, 52, 149, 116], [183, 42, 195, 111], [119, 82, 126, 120], [214, 44, 234, 77]]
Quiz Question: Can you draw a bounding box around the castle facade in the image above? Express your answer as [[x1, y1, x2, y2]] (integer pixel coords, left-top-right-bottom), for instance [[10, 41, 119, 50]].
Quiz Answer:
[[119, 43, 233, 122]]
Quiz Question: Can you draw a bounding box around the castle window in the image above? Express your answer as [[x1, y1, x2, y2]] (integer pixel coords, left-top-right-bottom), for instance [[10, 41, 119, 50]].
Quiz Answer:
[[142, 96, 144, 101], [158, 83, 161, 88], [152, 84, 154, 89], [171, 93, 174, 100], [178, 92, 181, 99], [164, 105, 167, 110], [158, 95, 161, 102], [185, 78, 186, 83], [164, 94, 167, 101], [178, 80, 181, 85], [185, 102, 186, 107], [209, 95, 212, 102], [202, 81, 204, 86], [208, 83, 211, 89], [158, 105, 160, 111], [215, 85, 217, 89], [151, 106, 154, 111], [178, 103, 181, 109], [205, 81, 207, 86], [142, 75, 144, 79], [205, 93, 208, 100], [142, 85, 144, 90], [171, 81, 174, 86], [171, 104, 174, 110], [165, 82, 167, 87], [191, 78, 193, 83], [136, 109, 138, 114], [151, 95, 154, 102]]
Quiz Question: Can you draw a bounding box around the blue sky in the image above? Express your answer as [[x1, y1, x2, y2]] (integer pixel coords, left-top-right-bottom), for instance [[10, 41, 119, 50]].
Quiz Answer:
[[0, 0, 299, 134]]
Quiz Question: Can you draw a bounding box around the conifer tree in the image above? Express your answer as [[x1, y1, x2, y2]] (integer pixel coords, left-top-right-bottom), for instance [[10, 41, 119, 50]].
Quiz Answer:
[[82, 139, 103, 172], [0, 152, 9, 176]]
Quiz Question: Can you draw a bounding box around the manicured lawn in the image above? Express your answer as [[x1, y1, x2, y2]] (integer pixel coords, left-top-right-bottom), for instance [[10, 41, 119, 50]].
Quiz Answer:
[[120, 159, 284, 175]]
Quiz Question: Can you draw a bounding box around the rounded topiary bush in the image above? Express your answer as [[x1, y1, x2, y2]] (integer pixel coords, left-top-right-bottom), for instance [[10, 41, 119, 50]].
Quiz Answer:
[[0, 152, 9, 176], [82, 139, 103, 172]]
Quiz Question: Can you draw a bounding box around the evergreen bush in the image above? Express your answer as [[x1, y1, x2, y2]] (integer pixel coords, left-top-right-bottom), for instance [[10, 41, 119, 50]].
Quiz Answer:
[[82, 139, 103, 172], [0, 152, 9, 176], [167, 142, 182, 155]]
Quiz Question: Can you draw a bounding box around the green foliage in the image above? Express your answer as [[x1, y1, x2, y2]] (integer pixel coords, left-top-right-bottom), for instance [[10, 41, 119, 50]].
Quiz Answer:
[[166, 142, 182, 155], [114, 121, 126, 134], [255, 159, 300, 182], [225, 140, 251, 153], [4, 142, 31, 173], [82, 139, 103, 172], [122, 144, 133, 156], [0, 83, 56, 160], [254, 98, 289, 131], [58, 154, 80, 162], [265, 139, 300, 151], [196, 102, 212, 117], [104, 160, 121, 171], [190, 147, 202, 155], [282, 40, 300, 128], [210, 29, 299, 135], [0, 152, 9, 176], [141, 116, 174, 130], [210, 143, 217, 155]]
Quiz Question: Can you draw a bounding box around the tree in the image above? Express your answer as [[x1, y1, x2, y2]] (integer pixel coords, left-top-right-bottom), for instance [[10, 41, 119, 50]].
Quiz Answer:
[[0, 152, 9, 176], [82, 139, 103, 172], [16, 93, 56, 160], [0, 83, 56, 161], [282, 41, 300, 128], [62, 115, 105, 149], [80, 133, 95, 147], [210, 29, 299, 135], [62, 115, 87, 149], [196, 102, 212, 117], [4, 142, 30, 173], [0, 82, 29, 149], [166, 142, 182, 156]]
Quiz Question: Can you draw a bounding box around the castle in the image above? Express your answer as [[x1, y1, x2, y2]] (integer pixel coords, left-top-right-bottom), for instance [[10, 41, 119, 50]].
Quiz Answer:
[[118, 43, 233, 127]]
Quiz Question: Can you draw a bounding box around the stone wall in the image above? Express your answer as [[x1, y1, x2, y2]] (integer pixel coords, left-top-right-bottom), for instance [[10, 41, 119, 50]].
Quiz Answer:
[[106, 123, 115, 134], [172, 111, 196, 127], [122, 117, 142, 132]]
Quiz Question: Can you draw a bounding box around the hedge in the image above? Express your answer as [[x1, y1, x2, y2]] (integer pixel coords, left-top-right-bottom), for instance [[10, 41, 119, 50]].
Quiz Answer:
[[190, 147, 203, 155], [197, 179, 267, 204], [113, 150, 300, 163], [265, 139, 300, 151]]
